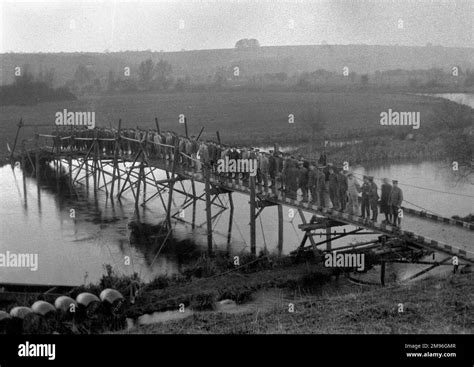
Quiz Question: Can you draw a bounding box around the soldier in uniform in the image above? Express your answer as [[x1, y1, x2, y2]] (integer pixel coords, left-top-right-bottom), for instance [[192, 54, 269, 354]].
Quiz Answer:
[[380, 178, 392, 224], [368, 176, 379, 222], [361, 176, 371, 219], [389, 180, 404, 227], [328, 166, 339, 210]]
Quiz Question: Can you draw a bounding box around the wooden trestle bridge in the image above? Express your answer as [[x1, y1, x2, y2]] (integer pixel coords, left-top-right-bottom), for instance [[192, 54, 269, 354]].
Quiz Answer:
[[9, 120, 474, 285]]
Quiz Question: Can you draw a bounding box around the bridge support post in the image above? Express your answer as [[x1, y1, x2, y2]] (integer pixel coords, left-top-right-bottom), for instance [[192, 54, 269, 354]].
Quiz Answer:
[[249, 175, 256, 255], [326, 227, 332, 251], [34, 133, 40, 181], [205, 165, 213, 255], [68, 132, 73, 189], [191, 179, 196, 230], [10, 118, 23, 161], [136, 164, 142, 210], [277, 204, 283, 256], [166, 141, 180, 229], [227, 192, 234, 250], [110, 119, 121, 199], [93, 131, 98, 191]]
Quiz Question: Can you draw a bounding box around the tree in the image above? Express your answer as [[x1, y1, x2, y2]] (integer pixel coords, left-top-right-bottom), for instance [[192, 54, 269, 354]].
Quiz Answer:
[[214, 68, 227, 88], [434, 101, 472, 131], [464, 69, 474, 87], [74, 65, 94, 86], [107, 70, 116, 92], [138, 59, 155, 89], [361, 74, 369, 85], [235, 38, 260, 49], [434, 101, 474, 179], [43, 68, 55, 88], [301, 108, 326, 152], [154, 59, 173, 90]]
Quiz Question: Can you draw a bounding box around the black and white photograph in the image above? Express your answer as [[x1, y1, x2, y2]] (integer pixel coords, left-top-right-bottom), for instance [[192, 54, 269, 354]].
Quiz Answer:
[[0, 0, 473, 363]]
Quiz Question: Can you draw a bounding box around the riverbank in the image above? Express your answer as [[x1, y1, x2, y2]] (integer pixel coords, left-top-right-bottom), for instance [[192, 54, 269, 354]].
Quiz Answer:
[[1, 252, 472, 334], [123, 267, 473, 334]]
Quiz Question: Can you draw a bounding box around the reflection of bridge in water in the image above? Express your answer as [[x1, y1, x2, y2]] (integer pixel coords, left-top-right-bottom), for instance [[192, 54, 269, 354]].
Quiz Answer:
[[10, 121, 474, 285]]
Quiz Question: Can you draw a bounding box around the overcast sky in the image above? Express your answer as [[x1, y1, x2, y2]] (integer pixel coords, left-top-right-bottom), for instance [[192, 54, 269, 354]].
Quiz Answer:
[[1, 0, 472, 53]]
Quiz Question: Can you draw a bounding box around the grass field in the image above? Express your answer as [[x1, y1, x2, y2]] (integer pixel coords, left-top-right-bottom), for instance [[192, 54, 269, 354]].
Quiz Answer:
[[1, 90, 444, 160]]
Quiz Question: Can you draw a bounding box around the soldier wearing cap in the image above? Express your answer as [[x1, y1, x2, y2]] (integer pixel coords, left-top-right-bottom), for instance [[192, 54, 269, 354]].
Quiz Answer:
[[380, 178, 392, 224], [286, 158, 299, 199], [328, 166, 339, 210], [389, 180, 404, 227], [361, 176, 371, 219], [308, 162, 318, 204], [297, 160, 309, 202], [337, 168, 348, 211], [316, 165, 326, 206], [346, 171, 361, 215], [259, 152, 270, 188], [368, 176, 379, 221]]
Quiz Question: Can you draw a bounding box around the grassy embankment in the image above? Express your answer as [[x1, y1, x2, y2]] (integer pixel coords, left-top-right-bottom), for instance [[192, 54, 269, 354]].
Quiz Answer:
[[124, 265, 473, 334]]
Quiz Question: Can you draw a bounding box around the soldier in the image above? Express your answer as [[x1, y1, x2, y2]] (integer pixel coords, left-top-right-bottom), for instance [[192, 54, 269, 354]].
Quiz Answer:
[[297, 161, 309, 202], [153, 131, 162, 159], [346, 172, 361, 215], [259, 152, 270, 188], [184, 137, 192, 167], [275, 152, 283, 191], [190, 135, 199, 167], [380, 178, 392, 224], [368, 176, 379, 222], [318, 151, 327, 166], [361, 176, 371, 219], [267, 150, 275, 188], [337, 168, 348, 212], [328, 166, 339, 210], [286, 159, 299, 200], [308, 162, 318, 204], [198, 141, 209, 171], [389, 180, 404, 227], [165, 132, 174, 161]]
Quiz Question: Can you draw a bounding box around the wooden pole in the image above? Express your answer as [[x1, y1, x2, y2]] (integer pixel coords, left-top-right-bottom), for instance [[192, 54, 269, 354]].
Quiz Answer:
[[166, 140, 179, 228], [227, 192, 234, 249], [10, 118, 23, 161], [204, 165, 213, 255], [68, 127, 73, 188], [216, 131, 221, 145], [85, 157, 89, 193], [249, 175, 256, 255], [191, 179, 196, 230], [93, 130, 99, 191], [110, 119, 121, 198], [196, 127, 204, 141], [135, 162, 142, 209], [142, 132, 148, 205], [326, 227, 332, 251], [34, 133, 40, 180], [277, 204, 283, 256], [21, 140, 27, 207]]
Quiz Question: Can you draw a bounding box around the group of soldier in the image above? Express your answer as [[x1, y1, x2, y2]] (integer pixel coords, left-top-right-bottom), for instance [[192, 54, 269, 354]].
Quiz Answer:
[[50, 126, 405, 227]]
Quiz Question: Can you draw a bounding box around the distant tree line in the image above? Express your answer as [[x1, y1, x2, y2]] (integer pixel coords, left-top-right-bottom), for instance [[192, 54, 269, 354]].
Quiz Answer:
[[0, 68, 76, 106]]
